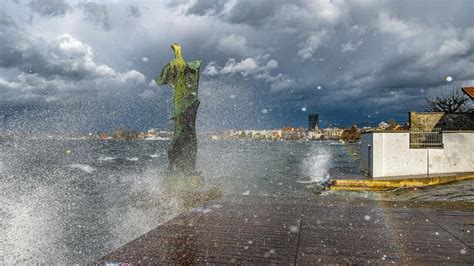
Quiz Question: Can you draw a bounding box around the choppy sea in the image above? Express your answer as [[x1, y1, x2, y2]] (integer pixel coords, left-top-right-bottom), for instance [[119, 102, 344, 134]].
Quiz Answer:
[[1, 139, 472, 263]]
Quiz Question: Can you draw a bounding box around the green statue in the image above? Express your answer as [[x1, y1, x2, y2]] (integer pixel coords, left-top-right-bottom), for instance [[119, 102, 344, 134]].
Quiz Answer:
[[156, 43, 201, 175]]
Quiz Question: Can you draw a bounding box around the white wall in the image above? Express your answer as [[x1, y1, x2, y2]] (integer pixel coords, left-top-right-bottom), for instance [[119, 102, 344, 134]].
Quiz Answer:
[[360, 132, 474, 178]]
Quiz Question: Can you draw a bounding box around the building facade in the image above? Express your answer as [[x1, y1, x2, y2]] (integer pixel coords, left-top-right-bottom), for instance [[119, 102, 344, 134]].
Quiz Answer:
[[361, 112, 474, 178], [308, 113, 319, 131]]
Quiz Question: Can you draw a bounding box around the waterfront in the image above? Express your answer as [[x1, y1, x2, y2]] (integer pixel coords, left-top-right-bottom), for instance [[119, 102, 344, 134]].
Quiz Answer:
[[1, 139, 473, 264]]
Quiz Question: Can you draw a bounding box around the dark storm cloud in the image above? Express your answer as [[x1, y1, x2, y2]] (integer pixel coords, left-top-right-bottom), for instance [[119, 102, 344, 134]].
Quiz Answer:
[[1, 0, 474, 132], [185, 0, 227, 16], [128, 5, 141, 18], [28, 0, 71, 17], [78, 1, 111, 31], [0, 12, 17, 27], [183, 0, 289, 26], [1, 24, 96, 81], [0, 18, 147, 105]]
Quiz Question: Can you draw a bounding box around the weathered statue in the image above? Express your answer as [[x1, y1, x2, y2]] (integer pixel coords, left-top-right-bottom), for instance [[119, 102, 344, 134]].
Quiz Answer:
[[156, 43, 201, 175]]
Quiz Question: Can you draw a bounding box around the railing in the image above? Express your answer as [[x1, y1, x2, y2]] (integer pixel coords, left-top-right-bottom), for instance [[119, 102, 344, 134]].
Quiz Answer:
[[409, 127, 443, 149]]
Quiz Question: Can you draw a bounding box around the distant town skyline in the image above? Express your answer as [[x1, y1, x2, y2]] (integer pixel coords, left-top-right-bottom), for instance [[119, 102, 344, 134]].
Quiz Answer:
[[1, 0, 473, 133]]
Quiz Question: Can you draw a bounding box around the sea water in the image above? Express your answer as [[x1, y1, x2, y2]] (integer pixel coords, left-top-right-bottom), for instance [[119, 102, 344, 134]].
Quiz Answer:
[[1, 139, 472, 263]]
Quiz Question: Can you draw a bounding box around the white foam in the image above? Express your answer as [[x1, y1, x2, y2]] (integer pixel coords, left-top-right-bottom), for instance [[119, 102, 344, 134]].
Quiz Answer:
[[126, 157, 139, 161], [68, 164, 96, 174], [149, 154, 159, 158], [298, 147, 332, 185], [192, 207, 212, 213], [98, 156, 116, 162]]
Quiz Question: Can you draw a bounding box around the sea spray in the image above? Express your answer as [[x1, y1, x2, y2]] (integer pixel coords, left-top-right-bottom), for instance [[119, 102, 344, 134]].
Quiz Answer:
[[68, 164, 96, 174], [106, 167, 181, 249], [298, 146, 332, 186]]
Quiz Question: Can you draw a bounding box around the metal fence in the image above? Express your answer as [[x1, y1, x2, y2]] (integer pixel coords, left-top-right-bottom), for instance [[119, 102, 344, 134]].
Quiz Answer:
[[409, 127, 443, 149]]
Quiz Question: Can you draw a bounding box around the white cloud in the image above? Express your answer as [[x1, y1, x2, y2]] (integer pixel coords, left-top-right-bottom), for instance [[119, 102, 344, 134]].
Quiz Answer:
[[307, 0, 344, 25], [297, 30, 328, 60], [221, 58, 259, 76], [341, 40, 363, 53], [376, 13, 417, 38], [0, 34, 146, 103], [438, 39, 470, 57], [419, 39, 471, 67], [203, 61, 220, 76], [266, 59, 278, 69], [217, 34, 249, 55], [204, 56, 293, 91]]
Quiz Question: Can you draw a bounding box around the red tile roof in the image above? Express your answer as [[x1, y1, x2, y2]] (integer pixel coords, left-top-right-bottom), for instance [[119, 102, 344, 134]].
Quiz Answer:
[[462, 87, 474, 99]]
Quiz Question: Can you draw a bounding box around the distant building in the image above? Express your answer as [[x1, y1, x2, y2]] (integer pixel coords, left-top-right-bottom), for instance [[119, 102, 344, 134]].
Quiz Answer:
[[98, 132, 110, 140], [378, 121, 389, 130], [323, 128, 344, 139], [308, 113, 319, 131], [282, 127, 306, 140]]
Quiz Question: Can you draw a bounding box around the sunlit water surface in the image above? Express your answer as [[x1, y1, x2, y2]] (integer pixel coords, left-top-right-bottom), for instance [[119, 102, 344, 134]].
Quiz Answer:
[[1, 139, 472, 263]]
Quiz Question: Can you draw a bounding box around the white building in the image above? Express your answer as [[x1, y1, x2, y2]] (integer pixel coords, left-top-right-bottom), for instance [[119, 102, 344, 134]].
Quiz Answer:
[[360, 131, 474, 178]]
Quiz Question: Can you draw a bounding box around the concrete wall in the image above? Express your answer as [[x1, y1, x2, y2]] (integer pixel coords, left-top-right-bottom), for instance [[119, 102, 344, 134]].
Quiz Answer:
[[360, 132, 474, 178]]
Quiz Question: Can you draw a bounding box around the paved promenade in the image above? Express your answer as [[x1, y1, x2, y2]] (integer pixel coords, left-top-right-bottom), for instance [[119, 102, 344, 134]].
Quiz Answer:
[[96, 195, 473, 264]]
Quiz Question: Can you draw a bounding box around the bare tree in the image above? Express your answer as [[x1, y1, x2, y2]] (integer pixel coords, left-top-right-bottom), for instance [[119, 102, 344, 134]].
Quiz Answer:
[[424, 88, 470, 113]]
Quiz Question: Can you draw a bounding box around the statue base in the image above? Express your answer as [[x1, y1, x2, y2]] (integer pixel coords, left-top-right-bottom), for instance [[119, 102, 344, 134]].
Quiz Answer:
[[161, 173, 223, 209]]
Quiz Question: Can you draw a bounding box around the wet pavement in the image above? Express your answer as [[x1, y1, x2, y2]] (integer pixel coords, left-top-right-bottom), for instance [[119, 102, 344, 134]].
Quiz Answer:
[[95, 195, 474, 264]]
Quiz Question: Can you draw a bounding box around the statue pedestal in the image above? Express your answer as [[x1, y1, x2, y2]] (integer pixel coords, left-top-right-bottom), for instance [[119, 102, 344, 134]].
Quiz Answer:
[[161, 174, 223, 209]]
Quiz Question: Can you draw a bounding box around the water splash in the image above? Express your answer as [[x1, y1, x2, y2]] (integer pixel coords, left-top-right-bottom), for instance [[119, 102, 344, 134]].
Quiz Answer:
[[98, 156, 116, 162], [68, 164, 96, 174], [298, 147, 332, 185]]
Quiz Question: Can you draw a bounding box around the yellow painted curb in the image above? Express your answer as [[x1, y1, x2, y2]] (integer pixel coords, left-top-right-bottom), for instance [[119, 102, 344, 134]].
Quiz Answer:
[[330, 173, 474, 191]]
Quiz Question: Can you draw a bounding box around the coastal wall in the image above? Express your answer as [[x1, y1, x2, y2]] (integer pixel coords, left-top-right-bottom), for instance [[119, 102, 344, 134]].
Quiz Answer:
[[361, 131, 474, 178]]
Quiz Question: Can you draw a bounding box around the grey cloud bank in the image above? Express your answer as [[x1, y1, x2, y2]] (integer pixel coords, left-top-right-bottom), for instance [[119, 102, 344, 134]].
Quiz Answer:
[[0, 0, 473, 132]]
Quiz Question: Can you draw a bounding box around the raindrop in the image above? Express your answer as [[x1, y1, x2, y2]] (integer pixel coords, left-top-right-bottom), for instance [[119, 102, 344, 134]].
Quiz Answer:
[[460, 248, 467, 255], [364, 215, 371, 221], [317, 85, 322, 90], [261, 109, 268, 114], [435, 232, 439, 236], [301, 107, 307, 112], [289, 225, 299, 233], [141, 57, 149, 62], [446, 76, 453, 82], [229, 94, 236, 99]]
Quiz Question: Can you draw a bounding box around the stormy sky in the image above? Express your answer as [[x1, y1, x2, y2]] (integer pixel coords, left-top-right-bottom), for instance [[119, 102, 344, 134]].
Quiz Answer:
[[1, 0, 473, 133]]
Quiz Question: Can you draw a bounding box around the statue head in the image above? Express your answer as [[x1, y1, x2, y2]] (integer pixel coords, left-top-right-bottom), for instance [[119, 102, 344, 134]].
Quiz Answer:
[[171, 43, 183, 60]]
